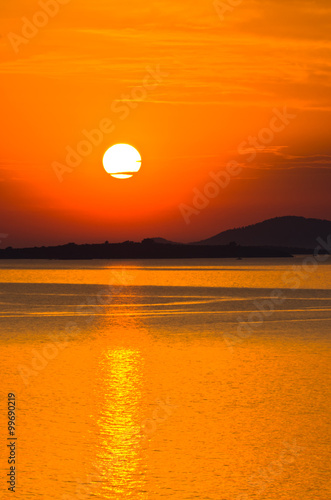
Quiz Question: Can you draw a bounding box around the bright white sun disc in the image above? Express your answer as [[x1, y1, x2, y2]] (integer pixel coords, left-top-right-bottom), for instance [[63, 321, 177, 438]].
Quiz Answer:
[[103, 144, 141, 179]]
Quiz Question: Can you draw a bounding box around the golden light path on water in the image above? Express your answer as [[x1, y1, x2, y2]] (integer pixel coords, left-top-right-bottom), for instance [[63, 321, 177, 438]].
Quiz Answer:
[[96, 346, 145, 498]]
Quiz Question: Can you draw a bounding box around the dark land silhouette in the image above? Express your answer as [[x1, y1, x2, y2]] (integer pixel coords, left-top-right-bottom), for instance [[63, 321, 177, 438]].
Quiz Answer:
[[0, 241, 291, 260], [191, 216, 331, 248], [0, 216, 329, 260]]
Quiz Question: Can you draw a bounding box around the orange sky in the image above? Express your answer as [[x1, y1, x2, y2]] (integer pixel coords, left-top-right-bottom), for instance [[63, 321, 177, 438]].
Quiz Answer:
[[1, 0, 331, 247]]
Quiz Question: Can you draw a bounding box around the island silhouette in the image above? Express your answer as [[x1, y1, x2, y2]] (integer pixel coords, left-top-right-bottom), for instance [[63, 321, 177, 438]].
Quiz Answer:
[[1, 216, 329, 260]]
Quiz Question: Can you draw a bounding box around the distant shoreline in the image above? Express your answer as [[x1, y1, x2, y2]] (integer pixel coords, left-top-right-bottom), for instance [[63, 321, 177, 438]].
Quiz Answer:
[[0, 241, 301, 260]]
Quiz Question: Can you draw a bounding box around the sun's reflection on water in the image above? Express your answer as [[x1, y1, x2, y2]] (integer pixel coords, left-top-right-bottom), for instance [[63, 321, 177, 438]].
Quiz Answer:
[[96, 343, 146, 498]]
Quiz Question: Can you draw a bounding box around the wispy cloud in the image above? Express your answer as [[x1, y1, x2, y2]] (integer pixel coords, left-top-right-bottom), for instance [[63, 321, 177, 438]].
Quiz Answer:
[[1, 1, 331, 109], [239, 148, 331, 171]]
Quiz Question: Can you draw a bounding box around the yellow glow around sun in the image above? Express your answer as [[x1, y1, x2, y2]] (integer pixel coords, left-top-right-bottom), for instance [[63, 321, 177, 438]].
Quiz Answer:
[[103, 144, 141, 179]]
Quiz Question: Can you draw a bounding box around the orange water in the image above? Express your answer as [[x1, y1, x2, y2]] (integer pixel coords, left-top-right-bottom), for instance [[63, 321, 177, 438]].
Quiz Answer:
[[0, 259, 330, 500]]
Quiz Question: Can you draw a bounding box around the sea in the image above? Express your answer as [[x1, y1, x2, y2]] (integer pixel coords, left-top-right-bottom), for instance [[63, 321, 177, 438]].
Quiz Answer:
[[0, 258, 330, 500]]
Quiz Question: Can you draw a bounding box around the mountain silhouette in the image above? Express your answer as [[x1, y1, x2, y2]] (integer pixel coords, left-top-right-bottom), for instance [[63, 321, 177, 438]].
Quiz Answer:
[[191, 216, 331, 249], [142, 238, 179, 245], [1, 216, 330, 260]]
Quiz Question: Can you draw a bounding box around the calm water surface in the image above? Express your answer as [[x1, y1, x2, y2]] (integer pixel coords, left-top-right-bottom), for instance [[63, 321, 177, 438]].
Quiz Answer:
[[0, 259, 330, 500]]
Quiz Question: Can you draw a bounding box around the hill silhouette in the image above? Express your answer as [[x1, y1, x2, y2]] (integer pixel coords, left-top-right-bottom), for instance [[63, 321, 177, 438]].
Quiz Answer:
[[1, 216, 330, 260], [0, 241, 291, 260], [192, 216, 331, 249]]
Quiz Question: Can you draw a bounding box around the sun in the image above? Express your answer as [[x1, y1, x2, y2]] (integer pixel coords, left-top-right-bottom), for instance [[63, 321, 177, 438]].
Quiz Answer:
[[103, 144, 141, 179]]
